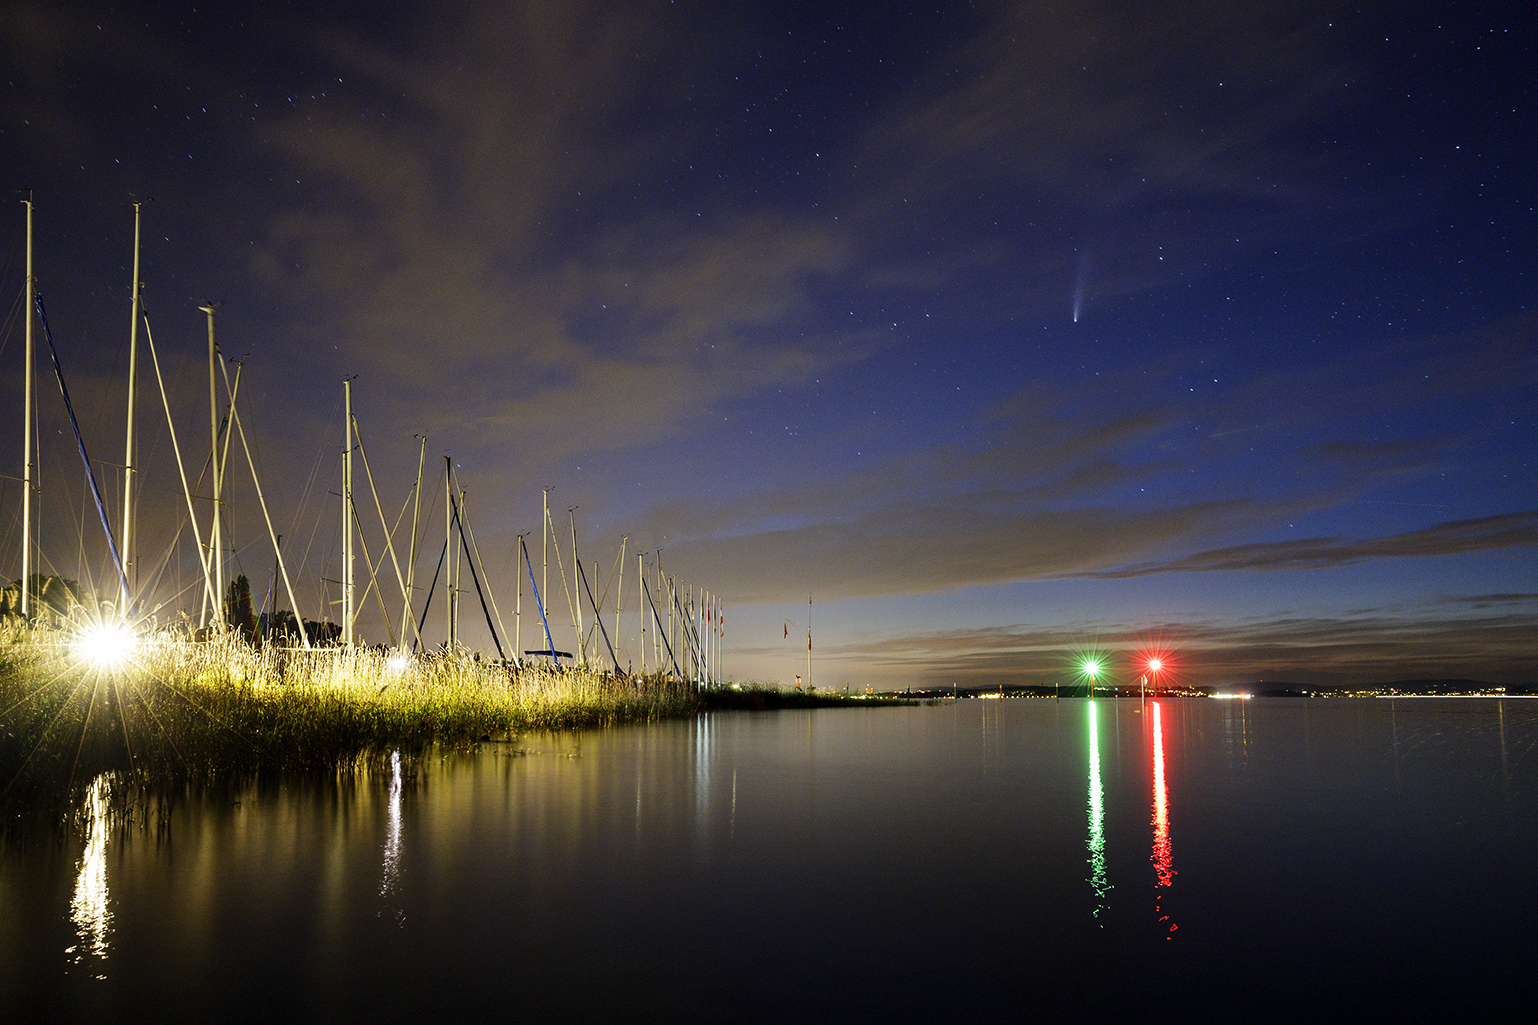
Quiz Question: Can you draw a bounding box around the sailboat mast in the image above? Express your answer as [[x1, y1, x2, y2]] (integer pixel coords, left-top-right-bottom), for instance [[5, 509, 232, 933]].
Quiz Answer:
[[444, 456, 456, 649], [515, 532, 523, 664], [20, 197, 34, 618], [615, 535, 627, 672], [342, 378, 353, 646], [637, 552, 645, 675], [542, 488, 549, 638], [570, 509, 583, 666], [201, 304, 222, 629], [400, 433, 426, 647], [121, 201, 142, 601], [807, 593, 812, 691]]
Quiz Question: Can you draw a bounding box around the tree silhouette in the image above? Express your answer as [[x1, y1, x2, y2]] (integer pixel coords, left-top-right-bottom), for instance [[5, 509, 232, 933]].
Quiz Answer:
[[224, 574, 257, 641]]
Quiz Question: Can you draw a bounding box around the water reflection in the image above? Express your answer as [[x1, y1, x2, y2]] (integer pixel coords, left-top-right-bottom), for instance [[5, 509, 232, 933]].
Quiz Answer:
[[695, 714, 714, 838], [1221, 695, 1250, 768], [1086, 701, 1110, 918], [1499, 699, 1511, 795], [9, 701, 1536, 1021], [1150, 702, 1177, 937], [380, 749, 403, 909], [68, 774, 112, 967]]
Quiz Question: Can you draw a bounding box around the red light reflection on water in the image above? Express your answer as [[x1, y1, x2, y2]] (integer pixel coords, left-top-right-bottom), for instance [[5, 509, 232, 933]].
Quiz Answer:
[[1151, 701, 1177, 936]]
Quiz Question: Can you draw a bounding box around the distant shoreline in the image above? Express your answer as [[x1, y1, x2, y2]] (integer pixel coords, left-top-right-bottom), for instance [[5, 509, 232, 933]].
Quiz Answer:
[[882, 680, 1534, 700]]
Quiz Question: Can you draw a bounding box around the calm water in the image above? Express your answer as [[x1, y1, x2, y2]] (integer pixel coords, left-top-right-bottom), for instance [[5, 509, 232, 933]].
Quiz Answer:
[[4, 698, 1537, 1022]]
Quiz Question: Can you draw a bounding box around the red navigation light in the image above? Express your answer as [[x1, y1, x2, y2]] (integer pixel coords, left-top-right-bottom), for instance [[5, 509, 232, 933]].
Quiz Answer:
[[1128, 643, 1180, 694]]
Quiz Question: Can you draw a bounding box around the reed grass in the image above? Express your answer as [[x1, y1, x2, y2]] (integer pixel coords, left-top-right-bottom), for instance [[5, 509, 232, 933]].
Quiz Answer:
[[1, 624, 697, 802]]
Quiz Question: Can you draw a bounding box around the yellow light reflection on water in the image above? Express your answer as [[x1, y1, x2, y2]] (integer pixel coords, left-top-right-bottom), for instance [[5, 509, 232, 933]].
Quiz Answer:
[[69, 774, 112, 965], [381, 749, 403, 898], [1086, 701, 1110, 918], [1151, 702, 1178, 937]]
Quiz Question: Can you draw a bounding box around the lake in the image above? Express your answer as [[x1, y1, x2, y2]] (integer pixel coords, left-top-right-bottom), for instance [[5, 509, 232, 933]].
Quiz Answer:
[[4, 697, 1536, 1022]]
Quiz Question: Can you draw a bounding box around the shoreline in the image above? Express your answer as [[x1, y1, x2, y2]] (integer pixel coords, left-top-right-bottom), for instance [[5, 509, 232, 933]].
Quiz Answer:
[[0, 630, 904, 807]]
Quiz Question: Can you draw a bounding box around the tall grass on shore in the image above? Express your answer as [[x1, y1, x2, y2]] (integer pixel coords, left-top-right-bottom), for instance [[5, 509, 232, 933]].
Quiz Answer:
[[1, 623, 697, 801]]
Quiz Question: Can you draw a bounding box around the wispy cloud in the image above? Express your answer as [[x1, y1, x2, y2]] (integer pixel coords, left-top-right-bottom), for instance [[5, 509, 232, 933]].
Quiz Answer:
[[1082, 511, 1538, 579], [874, 1, 1353, 198], [247, 2, 863, 470], [649, 326, 1538, 603]]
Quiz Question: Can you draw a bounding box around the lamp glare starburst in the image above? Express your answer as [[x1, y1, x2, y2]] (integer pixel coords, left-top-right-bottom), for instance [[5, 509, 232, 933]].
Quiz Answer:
[[77, 622, 138, 669]]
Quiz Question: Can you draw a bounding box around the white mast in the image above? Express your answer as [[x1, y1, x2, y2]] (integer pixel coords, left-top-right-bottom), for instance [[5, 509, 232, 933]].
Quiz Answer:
[[542, 488, 549, 641], [20, 197, 34, 617], [444, 457, 454, 649], [515, 532, 523, 664], [637, 552, 646, 675], [570, 509, 583, 666], [400, 433, 426, 648], [142, 312, 216, 620], [615, 535, 627, 672], [342, 378, 353, 646], [200, 304, 223, 629], [121, 201, 143, 602], [457, 485, 468, 646]]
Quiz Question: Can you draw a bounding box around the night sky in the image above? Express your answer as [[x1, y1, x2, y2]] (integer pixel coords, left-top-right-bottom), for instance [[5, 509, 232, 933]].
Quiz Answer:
[[2, 1, 1534, 689]]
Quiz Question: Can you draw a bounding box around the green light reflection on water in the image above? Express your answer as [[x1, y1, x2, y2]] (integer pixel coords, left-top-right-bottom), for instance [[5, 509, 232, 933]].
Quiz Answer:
[[1087, 700, 1110, 919]]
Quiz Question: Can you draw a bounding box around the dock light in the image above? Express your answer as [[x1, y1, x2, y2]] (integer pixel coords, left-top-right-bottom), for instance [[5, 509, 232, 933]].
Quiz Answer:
[[1134, 649, 1173, 697], [77, 621, 138, 669], [1082, 659, 1100, 699]]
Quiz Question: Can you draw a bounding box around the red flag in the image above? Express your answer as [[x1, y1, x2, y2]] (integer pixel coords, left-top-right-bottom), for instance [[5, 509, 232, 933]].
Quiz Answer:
[[784, 623, 788, 639]]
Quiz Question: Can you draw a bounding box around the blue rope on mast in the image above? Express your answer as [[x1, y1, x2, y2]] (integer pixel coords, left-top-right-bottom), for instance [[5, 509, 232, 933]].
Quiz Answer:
[[34, 294, 133, 614], [519, 535, 559, 667]]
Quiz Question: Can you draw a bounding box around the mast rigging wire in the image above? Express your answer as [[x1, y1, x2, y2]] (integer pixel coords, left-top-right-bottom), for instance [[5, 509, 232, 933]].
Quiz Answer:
[[33, 294, 131, 612]]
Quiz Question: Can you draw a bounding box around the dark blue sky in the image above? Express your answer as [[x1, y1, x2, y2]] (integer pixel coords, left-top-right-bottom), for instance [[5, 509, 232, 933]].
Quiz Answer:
[[2, 1, 1534, 687]]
